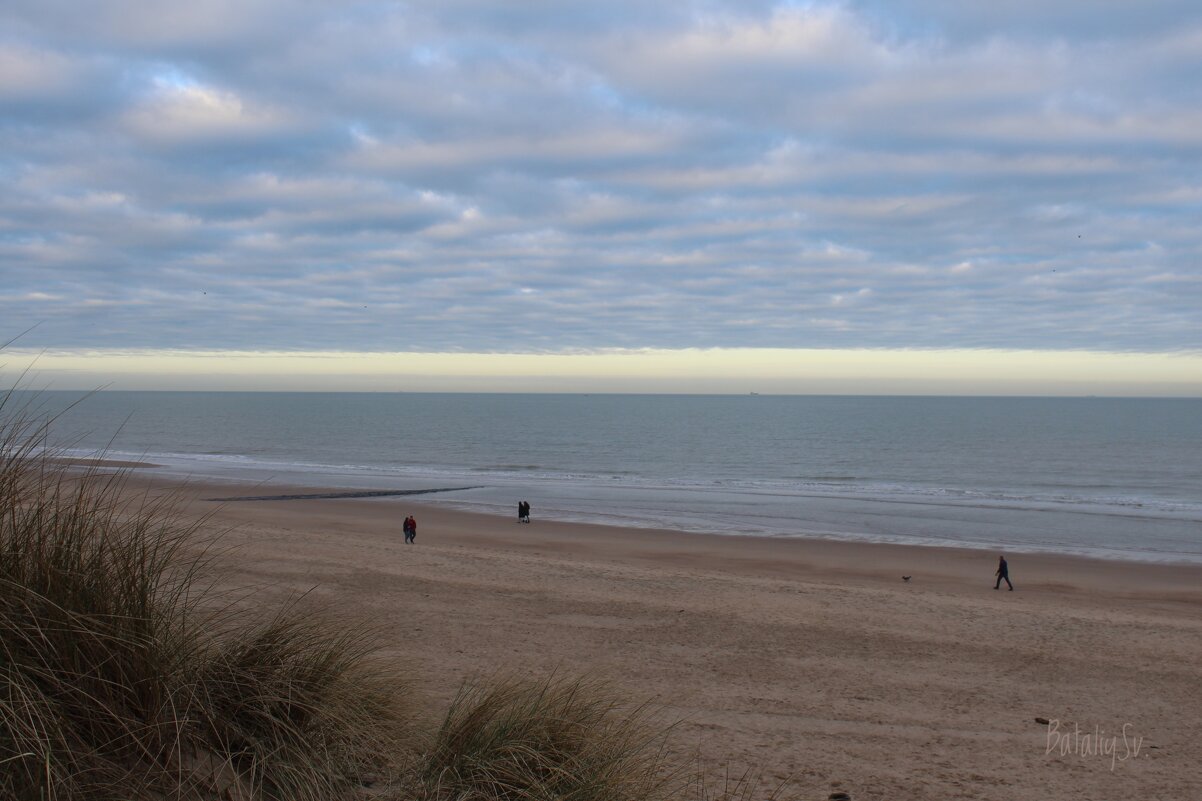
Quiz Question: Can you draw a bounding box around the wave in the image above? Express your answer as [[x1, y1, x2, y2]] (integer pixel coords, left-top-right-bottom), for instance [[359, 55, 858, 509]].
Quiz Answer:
[[785, 475, 859, 482]]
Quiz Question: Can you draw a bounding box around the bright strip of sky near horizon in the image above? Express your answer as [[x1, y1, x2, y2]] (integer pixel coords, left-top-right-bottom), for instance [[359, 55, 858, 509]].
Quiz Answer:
[[5, 349, 1201, 396], [1, 2, 1200, 393]]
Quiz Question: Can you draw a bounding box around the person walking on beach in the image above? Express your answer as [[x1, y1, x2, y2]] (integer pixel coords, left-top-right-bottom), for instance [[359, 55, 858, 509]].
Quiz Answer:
[[994, 554, 1013, 590], [408, 515, 417, 543], [520, 500, 531, 523]]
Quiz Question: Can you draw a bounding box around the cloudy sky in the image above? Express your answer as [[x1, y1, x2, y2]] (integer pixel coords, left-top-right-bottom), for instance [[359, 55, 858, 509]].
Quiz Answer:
[[2, 1, 1200, 391]]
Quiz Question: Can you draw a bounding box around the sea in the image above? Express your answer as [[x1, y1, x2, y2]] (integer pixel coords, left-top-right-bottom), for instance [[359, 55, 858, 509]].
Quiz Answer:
[[13, 391, 1202, 564]]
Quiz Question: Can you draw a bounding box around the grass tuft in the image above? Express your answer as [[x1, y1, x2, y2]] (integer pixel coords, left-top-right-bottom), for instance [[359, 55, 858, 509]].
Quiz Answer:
[[0, 392, 409, 800], [193, 607, 409, 799], [415, 675, 679, 801]]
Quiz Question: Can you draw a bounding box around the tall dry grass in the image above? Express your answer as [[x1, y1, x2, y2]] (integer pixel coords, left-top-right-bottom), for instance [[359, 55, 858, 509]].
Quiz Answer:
[[412, 675, 679, 801], [193, 608, 408, 799], [0, 393, 409, 800]]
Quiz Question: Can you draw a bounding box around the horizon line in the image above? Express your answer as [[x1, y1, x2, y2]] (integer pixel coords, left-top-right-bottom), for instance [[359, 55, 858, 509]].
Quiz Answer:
[[3, 346, 1201, 397]]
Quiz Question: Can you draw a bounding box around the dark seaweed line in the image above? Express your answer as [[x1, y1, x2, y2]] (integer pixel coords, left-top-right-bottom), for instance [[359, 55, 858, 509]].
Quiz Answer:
[[203, 486, 483, 502]]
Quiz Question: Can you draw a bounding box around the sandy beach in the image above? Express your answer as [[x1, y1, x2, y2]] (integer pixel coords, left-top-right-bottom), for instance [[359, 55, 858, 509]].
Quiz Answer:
[[119, 468, 1201, 800]]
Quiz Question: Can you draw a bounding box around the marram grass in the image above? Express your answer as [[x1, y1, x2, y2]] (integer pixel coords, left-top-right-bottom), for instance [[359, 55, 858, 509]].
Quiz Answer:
[[0, 395, 409, 800], [412, 675, 678, 801]]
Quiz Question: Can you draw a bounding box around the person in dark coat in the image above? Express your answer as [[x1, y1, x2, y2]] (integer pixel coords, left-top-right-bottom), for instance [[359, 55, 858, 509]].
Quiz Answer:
[[994, 554, 1013, 590]]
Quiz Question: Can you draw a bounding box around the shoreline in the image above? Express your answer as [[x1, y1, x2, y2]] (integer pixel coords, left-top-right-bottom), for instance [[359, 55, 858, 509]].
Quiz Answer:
[[49, 442, 1202, 566], [93, 459, 1202, 571], [116, 468, 1202, 603]]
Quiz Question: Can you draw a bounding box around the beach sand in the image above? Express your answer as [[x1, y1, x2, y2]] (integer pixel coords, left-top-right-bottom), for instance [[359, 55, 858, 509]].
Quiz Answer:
[[122, 469, 1201, 800]]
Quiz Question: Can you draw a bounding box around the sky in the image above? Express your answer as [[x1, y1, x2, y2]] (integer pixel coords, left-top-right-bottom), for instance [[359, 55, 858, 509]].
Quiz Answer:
[[2, 1, 1200, 393]]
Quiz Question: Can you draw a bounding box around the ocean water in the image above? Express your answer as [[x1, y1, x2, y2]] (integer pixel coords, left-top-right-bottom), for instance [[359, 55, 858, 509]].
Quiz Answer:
[[15, 391, 1202, 563]]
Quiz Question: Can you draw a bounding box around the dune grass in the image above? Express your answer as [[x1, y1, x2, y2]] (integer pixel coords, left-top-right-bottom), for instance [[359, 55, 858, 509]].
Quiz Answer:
[[0, 388, 782, 801], [413, 675, 678, 801], [192, 608, 409, 799], [0, 397, 410, 800]]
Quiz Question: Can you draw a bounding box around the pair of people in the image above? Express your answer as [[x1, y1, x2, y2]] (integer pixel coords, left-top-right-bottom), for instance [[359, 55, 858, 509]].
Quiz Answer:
[[517, 500, 531, 523], [403, 515, 417, 544]]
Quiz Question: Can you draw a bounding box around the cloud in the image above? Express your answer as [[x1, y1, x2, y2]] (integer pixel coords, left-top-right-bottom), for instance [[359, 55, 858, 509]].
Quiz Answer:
[[0, 1, 1199, 369], [3, 0, 320, 52], [122, 80, 295, 145], [0, 42, 78, 97]]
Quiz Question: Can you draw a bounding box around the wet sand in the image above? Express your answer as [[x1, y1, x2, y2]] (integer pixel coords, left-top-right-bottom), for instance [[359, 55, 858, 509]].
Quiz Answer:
[[123, 470, 1202, 800]]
